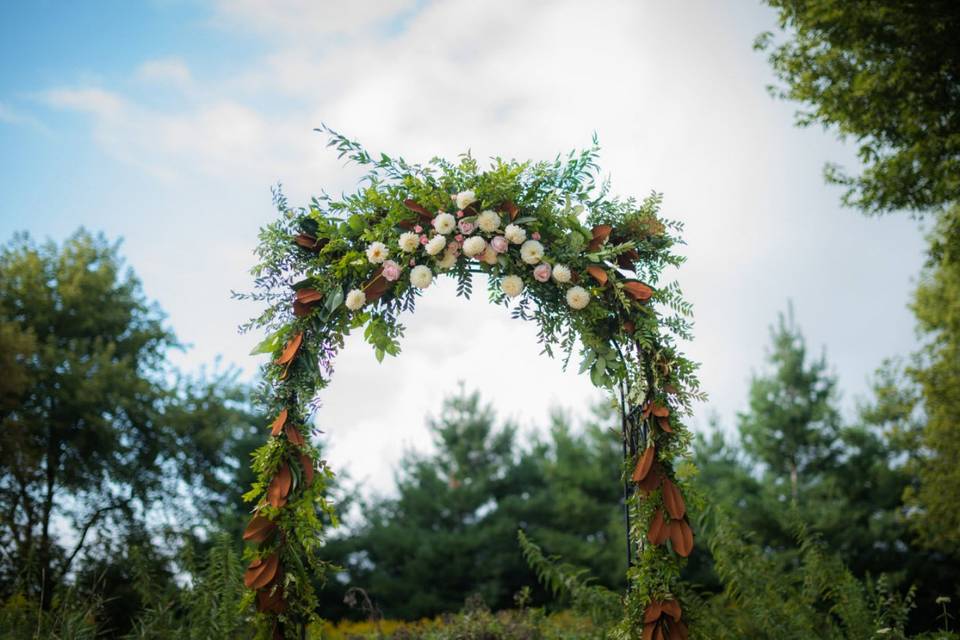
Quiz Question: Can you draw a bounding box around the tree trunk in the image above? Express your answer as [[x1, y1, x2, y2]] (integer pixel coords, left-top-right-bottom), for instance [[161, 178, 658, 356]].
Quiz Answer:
[[789, 460, 799, 505], [39, 427, 58, 610]]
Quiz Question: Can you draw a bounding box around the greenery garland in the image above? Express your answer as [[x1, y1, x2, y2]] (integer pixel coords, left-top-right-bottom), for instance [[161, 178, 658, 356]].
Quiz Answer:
[[238, 126, 703, 639]]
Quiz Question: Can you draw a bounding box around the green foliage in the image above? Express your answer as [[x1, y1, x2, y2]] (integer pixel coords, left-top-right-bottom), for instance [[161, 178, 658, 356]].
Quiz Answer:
[[756, 1, 960, 214]]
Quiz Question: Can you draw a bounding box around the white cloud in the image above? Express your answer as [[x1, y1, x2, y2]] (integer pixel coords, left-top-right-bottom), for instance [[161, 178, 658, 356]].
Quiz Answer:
[[0, 101, 51, 135], [27, 0, 926, 493], [137, 58, 193, 88]]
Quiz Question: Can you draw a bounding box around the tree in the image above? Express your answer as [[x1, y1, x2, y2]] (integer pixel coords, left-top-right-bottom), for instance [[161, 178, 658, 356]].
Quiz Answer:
[[320, 388, 625, 620], [739, 306, 841, 503], [0, 230, 258, 611], [756, 1, 960, 215]]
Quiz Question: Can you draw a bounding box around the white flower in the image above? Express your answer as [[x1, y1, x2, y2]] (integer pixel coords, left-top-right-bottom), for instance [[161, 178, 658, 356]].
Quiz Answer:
[[501, 275, 524, 298], [432, 212, 456, 235], [462, 236, 487, 257], [504, 223, 527, 244], [566, 286, 590, 310], [552, 264, 572, 283], [480, 246, 499, 265], [476, 210, 501, 233], [366, 241, 389, 264], [410, 265, 433, 289], [437, 249, 458, 270], [455, 190, 477, 210], [345, 288, 366, 311], [398, 232, 420, 253], [520, 240, 544, 265], [425, 235, 446, 256]]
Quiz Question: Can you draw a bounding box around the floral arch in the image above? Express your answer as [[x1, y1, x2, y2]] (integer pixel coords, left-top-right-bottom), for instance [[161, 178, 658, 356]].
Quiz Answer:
[[239, 128, 702, 640]]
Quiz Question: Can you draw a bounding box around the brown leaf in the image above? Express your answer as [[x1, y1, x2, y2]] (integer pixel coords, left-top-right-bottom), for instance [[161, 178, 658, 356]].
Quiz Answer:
[[641, 401, 653, 419], [631, 445, 656, 483], [285, 424, 305, 447], [616, 249, 640, 270], [267, 464, 292, 509], [653, 622, 666, 640], [623, 320, 636, 334], [647, 508, 669, 545], [364, 267, 391, 303], [274, 333, 303, 366], [293, 301, 311, 318], [403, 199, 434, 220], [502, 200, 519, 220], [586, 265, 608, 286], [244, 552, 279, 590], [270, 409, 287, 437], [295, 288, 324, 304], [637, 463, 663, 493], [243, 514, 276, 544], [669, 519, 694, 557], [642, 621, 656, 640], [587, 224, 613, 252], [661, 599, 682, 622], [623, 281, 654, 301], [658, 416, 673, 433], [644, 600, 663, 623], [671, 619, 689, 640], [257, 586, 286, 613], [300, 453, 315, 486], [662, 478, 686, 519], [293, 234, 327, 252], [651, 404, 669, 418]]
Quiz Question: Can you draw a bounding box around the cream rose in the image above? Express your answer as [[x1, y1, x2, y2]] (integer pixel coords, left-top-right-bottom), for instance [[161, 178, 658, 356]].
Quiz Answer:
[[455, 190, 477, 210], [425, 235, 446, 256], [437, 249, 458, 270], [501, 275, 524, 298], [504, 223, 526, 245], [476, 210, 501, 233], [432, 212, 456, 235], [462, 236, 487, 257], [480, 246, 499, 265], [520, 240, 544, 265]]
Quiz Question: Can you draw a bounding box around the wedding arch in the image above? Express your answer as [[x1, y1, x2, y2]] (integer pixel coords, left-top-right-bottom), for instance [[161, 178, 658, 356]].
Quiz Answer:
[[239, 127, 702, 639]]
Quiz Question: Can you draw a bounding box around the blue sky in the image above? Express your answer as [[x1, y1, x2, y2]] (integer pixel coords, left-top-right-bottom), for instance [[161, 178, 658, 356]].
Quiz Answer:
[[0, 1, 928, 493]]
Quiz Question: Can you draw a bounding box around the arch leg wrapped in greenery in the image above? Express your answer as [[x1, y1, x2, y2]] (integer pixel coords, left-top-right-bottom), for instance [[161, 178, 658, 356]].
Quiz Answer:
[[239, 127, 703, 639]]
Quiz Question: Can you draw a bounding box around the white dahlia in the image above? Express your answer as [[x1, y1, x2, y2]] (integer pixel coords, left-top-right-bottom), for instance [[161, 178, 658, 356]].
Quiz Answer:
[[425, 235, 446, 256], [504, 223, 526, 245], [432, 212, 456, 235], [462, 236, 487, 257], [480, 246, 499, 265], [366, 241, 389, 264], [410, 265, 433, 289], [566, 286, 590, 310], [455, 190, 477, 210], [476, 209, 501, 233], [552, 264, 572, 283], [501, 275, 525, 298], [520, 240, 544, 265], [437, 249, 458, 270], [345, 288, 366, 311], [398, 232, 419, 253]]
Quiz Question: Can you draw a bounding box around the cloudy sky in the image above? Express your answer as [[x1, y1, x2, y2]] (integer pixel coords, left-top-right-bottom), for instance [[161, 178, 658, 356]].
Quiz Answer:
[[0, 1, 926, 494]]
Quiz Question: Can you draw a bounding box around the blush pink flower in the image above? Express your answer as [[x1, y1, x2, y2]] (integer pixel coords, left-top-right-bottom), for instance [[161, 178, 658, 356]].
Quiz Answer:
[[414, 225, 423, 233], [532, 232, 541, 240], [456, 210, 465, 218], [533, 263, 552, 282], [458, 220, 475, 234], [491, 236, 509, 253], [420, 235, 429, 245], [455, 234, 465, 243], [382, 260, 401, 281], [409, 258, 416, 266]]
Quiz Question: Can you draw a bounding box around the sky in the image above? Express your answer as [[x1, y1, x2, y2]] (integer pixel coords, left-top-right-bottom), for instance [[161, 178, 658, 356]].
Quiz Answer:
[[0, 0, 928, 496]]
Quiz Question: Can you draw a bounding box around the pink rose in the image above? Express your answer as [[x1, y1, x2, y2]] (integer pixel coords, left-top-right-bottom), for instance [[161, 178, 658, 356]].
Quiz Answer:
[[447, 242, 461, 256], [455, 234, 465, 243], [420, 235, 429, 245], [458, 220, 475, 234], [456, 210, 465, 218], [532, 232, 541, 240], [533, 263, 552, 282], [414, 225, 423, 233], [382, 260, 401, 281], [491, 236, 508, 253], [409, 258, 416, 266]]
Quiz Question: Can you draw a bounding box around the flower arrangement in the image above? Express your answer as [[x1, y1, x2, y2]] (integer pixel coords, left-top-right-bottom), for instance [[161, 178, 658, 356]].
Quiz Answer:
[[237, 126, 704, 639]]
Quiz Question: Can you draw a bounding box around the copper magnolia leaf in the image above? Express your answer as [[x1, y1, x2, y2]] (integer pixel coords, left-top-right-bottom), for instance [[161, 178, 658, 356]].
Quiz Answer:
[[661, 599, 682, 622], [243, 514, 276, 544], [637, 463, 663, 493], [293, 301, 311, 318], [293, 234, 327, 252], [644, 600, 662, 623], [616, 248, 640, 270], [623, 320, 636, 334], [285, 424, 305, 447], [642, 622, 656, 640], [300, 453, 314, 486], [586, 265, 608, 286], [671, 619, 690, 640], [587, 224, 613, 251], [647, 508, 669, 545], [623, 281, 654, 301], [267, 464, 292, 508], [364, 267, 390, 303], [653, 623, 666, 640], [246, 552, 280, 590], [651, 404, 669, 418], [274, 333, 303, 366], [669, 519, 694, 557], [270, 409, 288, 437], [295, 288, 324, 304], [631, 445, 656, 483], [502, 200, 519, 220], [403, 199, 434, 220], [658, 416, 673, 433], [662, 478, 686, 519], [641, 401, 653, 419], [257, 587, 286, 613]]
